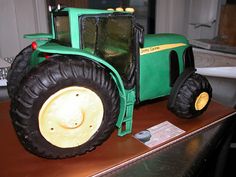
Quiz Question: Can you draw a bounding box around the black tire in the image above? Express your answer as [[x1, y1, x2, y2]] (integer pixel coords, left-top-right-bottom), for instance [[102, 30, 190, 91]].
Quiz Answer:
[[7, 45, 32, 98], [168, 73, 212, 119], [10, 56, 120, 159]]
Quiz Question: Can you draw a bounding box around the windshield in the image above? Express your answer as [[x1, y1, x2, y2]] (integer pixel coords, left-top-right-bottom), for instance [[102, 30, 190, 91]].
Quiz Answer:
[[81, 15, 134, 81], [54, 13, 71, 45]]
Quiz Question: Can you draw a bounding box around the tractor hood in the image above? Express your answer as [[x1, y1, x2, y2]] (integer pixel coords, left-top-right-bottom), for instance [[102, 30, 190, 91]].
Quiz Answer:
[[140, 33, 189, 55], [143, 33, 189, 48]]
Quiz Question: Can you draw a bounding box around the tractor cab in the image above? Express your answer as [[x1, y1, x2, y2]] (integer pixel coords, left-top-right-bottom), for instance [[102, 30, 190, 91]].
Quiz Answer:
[[51, 8, 144, 88]]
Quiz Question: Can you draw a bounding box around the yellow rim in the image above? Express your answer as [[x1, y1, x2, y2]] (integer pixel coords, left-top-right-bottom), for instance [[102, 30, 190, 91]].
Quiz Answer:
[[39, 86, 104, 148], [194, 92, 209, 111]]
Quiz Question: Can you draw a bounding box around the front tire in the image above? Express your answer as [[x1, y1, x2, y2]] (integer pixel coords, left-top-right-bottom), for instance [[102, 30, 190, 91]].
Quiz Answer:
[[168, 73, 212, 118], [10, 56, 120, 159]]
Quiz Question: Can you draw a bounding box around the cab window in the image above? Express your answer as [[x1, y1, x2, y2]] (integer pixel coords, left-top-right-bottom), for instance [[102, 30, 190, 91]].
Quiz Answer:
[[81, 15, 134, 81], [54, 13, 71, 45]]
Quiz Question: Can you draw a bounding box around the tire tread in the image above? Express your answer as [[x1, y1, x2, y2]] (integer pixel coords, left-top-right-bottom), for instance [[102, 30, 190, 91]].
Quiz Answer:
[[169, 73, 212, 118], [10, 56, 119, 159]]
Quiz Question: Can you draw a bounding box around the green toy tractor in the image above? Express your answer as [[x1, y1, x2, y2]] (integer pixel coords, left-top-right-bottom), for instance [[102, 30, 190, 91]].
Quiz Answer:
[[7, 6, 212, 159]]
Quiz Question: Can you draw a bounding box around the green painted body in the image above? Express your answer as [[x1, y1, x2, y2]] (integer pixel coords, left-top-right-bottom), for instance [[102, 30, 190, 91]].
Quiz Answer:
[[24, 7, 190, 136], [140, 34, 189, 101]]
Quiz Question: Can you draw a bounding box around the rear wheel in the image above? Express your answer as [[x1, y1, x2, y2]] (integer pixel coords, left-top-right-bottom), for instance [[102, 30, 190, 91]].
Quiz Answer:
[[168, 73, 212, 118], [7, 45, 32, 98], [10, 56, 120, 159]]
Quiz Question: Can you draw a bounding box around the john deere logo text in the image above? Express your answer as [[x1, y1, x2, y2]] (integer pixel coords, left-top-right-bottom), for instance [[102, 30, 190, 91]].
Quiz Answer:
[[140, 43, 186, 55]]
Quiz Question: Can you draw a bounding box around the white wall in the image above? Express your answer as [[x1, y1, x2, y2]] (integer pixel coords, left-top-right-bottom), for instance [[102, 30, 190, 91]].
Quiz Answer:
[[155, 0, 189, 36], [187, 0, 220, 39], [155, 0, 222, 40], [0, 0, 48, 59]]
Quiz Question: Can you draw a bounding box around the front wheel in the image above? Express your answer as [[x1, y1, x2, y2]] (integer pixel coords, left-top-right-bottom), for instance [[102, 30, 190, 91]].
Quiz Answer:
[[10, 56, 120, 159], [168, 73, 212, 118]]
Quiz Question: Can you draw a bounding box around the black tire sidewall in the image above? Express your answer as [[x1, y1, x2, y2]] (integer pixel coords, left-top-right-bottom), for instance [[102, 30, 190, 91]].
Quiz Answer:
[[12, 57, 120, 158], [7, 45, 32, 98], [171, 73, 212, 118]]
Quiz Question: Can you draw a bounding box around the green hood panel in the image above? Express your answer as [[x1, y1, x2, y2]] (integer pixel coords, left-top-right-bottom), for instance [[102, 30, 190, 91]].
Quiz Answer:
[[143, 33, 189, 48], [139, 34, 189, 102]]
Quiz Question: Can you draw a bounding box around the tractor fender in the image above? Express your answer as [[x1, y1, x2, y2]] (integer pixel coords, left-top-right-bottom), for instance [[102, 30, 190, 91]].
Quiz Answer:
[[33, 47, 127, 127], [167, 68, 196, 110]]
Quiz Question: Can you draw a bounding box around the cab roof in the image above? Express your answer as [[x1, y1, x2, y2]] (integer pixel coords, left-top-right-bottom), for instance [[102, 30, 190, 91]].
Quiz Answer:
[[56, 7, 129, 16]]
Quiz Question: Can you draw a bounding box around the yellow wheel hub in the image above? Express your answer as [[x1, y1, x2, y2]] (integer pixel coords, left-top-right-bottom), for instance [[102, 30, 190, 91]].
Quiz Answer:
[[39, 86, 104, 148], [195, 92, 209, 111]]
